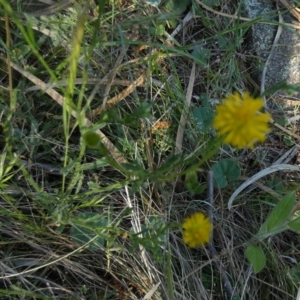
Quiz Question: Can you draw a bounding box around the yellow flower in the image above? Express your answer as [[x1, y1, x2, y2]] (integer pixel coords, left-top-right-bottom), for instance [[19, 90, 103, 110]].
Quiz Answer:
[[213, 91, 271, 149], [182, 212, 212, 248]]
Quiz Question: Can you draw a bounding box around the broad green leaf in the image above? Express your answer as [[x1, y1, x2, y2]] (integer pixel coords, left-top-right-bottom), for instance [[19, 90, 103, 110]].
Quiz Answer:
[[288, 216, 300, 232], [164, 0, 190, 14], [70, 212, 108, 250], [283, 135, 295, 147], [191, 46, 211, 66], [83, 132, 101, 149], [193, 107, 214, 133], [212, 158, 240, 188], [246, 244, 266, 273], [266, 177, 285, 191], [150, 23, 165, 36], [259, 192, 295, 235]]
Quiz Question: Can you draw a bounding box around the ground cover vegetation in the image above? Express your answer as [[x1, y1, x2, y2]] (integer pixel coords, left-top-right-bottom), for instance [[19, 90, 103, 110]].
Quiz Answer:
[[1, 0, 300, 299]]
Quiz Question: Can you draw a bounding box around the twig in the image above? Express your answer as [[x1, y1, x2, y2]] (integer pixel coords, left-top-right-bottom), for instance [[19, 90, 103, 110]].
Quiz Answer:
[[207, 171, 235, 299]]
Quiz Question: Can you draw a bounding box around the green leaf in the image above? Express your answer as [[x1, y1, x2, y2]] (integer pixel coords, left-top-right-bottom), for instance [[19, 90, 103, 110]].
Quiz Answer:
[[55, 224, 66, 234], [211, 158, 240, 188], [283, 135, 295, 147], [155, 153, 184, 174], [79, 158, 108, 171], [83, 131, 101, 149], [266, 177, 285, 191], [262, 81, 300, 97], [131, 215, 167, 262], [164, 0, 190, 14], [70, 212, 108, 250], [185, 171, 207, 195], [259, 192, 295, 235], [288, 216, 300, 232], [131, 102, 152, 118], [121, 162, 148, 177], [193, 107, 214, 133], [218, 36, 228, 50], [191, 46, 211, 66], [150, 23, 165, 36], [288, 263, 300, 284], [246, 244, 266, 273]]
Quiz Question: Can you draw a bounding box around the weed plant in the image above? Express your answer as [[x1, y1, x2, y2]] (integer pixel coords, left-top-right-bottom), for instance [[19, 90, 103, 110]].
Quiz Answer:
[[1, 0, 300, 299]]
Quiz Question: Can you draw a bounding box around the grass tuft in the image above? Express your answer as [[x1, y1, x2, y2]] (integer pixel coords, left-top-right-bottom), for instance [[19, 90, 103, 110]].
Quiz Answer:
[[0, 0, 300, 299]]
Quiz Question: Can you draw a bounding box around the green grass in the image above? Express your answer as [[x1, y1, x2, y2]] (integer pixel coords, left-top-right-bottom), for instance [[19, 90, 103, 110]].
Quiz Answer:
[[0, 0, 300, 299]]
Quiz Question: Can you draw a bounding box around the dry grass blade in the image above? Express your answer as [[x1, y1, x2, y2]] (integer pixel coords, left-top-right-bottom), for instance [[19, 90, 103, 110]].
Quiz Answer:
[[0, 235, 99, 279], [2, 58, 127, 164], [142, 282, 161, 300], [271, 118, 300, 141], [100, 45, 129, 111], [273, 145, 299, 165], [279, 0, 300, 21], [238, 176, 281, 198], [168, 11, 193, 41], [27, 0, 74, 17], [274, 96, 300, 106], [175, 62, 195, 153], [24, 78, 146, 92], [3, 0, 300, 298], [208, 171, 235, 299], [228, 164, 300, 209], [123, 186, 155, 282], [38, 1, 56, 5], [85, 42, 139, 113], [90, 71, 147, 117]]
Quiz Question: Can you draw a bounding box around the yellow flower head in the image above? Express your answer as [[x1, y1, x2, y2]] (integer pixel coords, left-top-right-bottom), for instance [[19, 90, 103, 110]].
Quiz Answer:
[[182, 212, 212, 248], [213, 91, 271, 149]]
